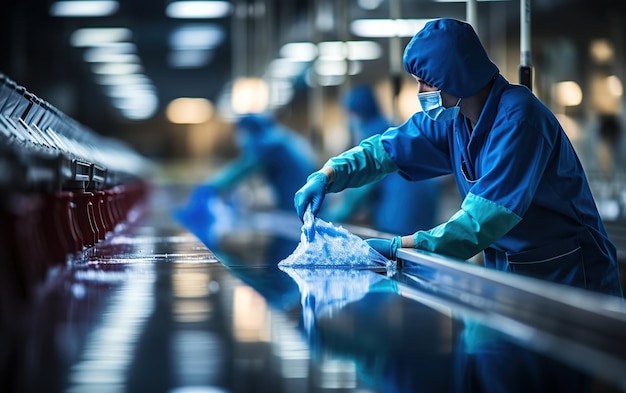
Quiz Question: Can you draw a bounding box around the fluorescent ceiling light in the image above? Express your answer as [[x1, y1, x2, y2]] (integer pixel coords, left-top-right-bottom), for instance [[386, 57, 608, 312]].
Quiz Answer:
[[555, 81, 582, 107], [50, 1, 119, 17], [268, 80, 294, 107], [115, 94, 158, 120], [279, 41, 380, 62], [169, 25, 224, 50], [310, 73, 345, 87], [82, 42, 137, 53], [434, 0, 510, 2], [95, 74, 151, 86], [91, 63, 143, 75], [166, 97, 214, 124], [231, 78, 269, 114], [70, 27, 133, 47], [351, 19, 434, 38], [279, 42, 317, 62], [318, 41, 381, 61], [84, 51, 140, 63], [267, 59, 306, 79], [314, 60, 362, 76], [166, 1, 232, 19], [358, 0, 384, 10], [168, 49, 214, 68]]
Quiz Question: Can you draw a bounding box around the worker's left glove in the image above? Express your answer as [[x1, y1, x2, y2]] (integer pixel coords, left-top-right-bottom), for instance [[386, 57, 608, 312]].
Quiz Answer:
[[366, 236, 402, 260], [294, 171, 329, 221]]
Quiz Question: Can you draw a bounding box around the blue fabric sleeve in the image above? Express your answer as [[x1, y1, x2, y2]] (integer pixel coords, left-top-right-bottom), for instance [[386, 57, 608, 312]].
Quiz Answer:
[[325, 134, 398, 193], [381, 113, 454, 181], [413, 192, 522, 260], [208, 155, 260, 191]]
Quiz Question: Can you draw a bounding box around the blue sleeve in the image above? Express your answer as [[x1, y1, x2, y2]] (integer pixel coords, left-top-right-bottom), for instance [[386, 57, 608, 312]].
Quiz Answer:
[[381, 113, 454, 181], [325, 134, 398, 192], [208, 154, 260, 190], [413, 192, 522, 260]]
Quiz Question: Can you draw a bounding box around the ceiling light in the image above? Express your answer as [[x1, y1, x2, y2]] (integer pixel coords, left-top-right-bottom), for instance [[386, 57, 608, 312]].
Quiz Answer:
[[50, 1, 119, 17], [84, 51, 140, 63], [91, 63, 144, 75], [317, 41, 382, 61], [434, 0, 510, 2], [70, 27, 133, 47], [95, 73, 151, 86], [554, 81, 582, 107], [279, 42, 317, 62], [357, 0, 384, 10], [606, 75, 623, 97], [166, 97, 214, 124], [166, 1, 233, 19], [231, 78, 269, 114], [589, 39, 614, 64], [168, 50, 214, 68], [116, 94, 159, 120], [350, 19, 434, 38], [314, 60, 347, 76], [104, 85, 156, 98], [169, 25, 224, 50], [268, 80, 294, 108], [266, 59, 306, 79], [82, 42, 138, 54]]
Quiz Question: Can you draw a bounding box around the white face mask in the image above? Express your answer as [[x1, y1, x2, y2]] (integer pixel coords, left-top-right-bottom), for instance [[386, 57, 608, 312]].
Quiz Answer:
[[417, 90, 461, 122]]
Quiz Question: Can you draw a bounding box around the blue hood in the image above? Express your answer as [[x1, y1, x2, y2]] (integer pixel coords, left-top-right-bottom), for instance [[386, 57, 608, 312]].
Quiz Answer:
[[342, 85, 381, 119], [403, 18, 499, 98], [237, 113, 274, 134]]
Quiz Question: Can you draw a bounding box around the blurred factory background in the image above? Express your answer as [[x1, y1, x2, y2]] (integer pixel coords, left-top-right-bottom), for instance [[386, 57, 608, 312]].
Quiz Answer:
[[3, 2, 626, 393], [2, 0, 625, 176]]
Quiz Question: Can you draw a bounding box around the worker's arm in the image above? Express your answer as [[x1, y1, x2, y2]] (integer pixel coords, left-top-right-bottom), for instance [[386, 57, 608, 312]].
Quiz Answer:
[[294, 135, 397, 220], [367, 193, 521, 260]]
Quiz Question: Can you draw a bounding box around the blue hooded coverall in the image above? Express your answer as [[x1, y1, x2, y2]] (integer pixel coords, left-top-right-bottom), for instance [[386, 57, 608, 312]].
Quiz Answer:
[[322, 19, 622, 296], [332, 85, 441, 234], [209, 114, 318, 211]]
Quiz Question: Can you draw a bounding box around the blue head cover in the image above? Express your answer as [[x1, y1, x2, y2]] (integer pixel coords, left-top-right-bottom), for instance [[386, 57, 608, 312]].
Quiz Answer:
[[342, 85, 381, 120], [403, 18, 499, 98], [237, 113, 274, 135]]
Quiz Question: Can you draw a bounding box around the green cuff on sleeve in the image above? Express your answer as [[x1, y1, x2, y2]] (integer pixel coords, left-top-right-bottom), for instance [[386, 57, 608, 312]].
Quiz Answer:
[[413, 193, 522, 260], [325, 134, 398, 193]]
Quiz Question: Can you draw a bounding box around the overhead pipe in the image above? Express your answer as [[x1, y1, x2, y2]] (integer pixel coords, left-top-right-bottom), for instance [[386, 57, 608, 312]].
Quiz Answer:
[[519, 0, 533, 91], [389, 0, 402, 123], [466, 0, 477, 29]]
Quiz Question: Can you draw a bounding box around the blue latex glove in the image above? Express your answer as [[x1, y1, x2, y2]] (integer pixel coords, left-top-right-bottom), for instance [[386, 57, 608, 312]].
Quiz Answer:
[[190, 184, 217, 200], [366, 236, 402, 260], [294, 171, 329, 221]]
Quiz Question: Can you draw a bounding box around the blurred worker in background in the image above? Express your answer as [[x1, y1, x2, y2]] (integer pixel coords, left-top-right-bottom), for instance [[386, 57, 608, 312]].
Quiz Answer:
[[323, 84, 441, 234], [187, 113, 318, 212], [294, 18, 622, 297]]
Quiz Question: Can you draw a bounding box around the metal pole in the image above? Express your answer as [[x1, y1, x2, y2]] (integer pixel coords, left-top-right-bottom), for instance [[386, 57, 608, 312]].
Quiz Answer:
[[389, 0, 402, 123], [466, 0, 477, 29], [519, 0, 533, 90]]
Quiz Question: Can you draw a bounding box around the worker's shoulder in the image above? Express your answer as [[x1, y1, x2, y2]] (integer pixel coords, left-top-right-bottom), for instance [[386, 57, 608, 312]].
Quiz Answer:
[[498, 84, 552, 120]]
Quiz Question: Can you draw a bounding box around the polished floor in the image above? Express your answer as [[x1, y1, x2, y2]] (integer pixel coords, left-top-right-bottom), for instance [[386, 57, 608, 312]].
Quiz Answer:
[[1, 182, 625, 393]]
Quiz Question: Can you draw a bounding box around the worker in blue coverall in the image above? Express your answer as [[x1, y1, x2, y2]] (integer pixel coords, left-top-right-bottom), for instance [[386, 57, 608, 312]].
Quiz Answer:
[[323, 85, 441, 234], [294, 18, 622, 297], [190, 113, 317, 212]]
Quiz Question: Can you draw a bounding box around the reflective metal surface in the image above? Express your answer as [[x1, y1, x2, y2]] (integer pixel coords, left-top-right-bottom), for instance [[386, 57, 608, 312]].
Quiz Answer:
[[2, 184, 625, 393]]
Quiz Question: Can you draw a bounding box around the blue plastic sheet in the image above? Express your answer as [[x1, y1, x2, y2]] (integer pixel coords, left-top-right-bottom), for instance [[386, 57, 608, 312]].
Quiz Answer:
[[278, 208, 394, 274]]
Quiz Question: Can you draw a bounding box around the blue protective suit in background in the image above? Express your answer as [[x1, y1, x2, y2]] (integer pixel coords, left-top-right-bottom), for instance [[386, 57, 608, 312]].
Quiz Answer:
[[325, 85, 441, 234], [206, 113, 317, 211], [315, 18, 622, 296]]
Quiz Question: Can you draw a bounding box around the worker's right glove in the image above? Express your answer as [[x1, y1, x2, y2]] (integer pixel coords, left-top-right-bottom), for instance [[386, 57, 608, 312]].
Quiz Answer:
[[187, 184, 218, 209], [366, 236, 402, 260], [294, 171, 329, 221]]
